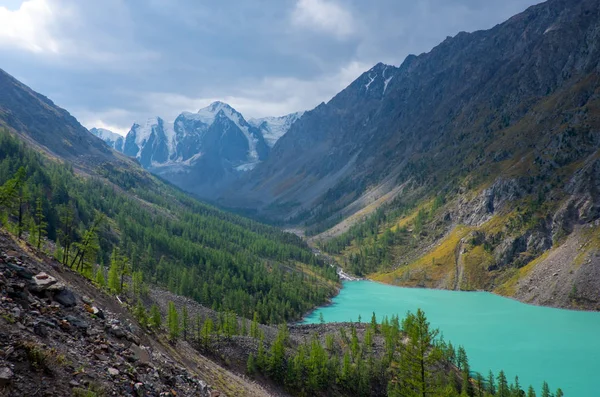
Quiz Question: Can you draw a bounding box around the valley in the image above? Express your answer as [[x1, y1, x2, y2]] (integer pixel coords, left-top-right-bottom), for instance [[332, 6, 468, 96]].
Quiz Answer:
[[0, 0, 598, 395]]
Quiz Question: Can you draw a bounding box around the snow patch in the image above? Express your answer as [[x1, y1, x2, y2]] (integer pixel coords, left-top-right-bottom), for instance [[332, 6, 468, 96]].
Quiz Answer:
[[365, 73, 376, 90], [248, 111, 305, 147], [383, 76, 394, 94]]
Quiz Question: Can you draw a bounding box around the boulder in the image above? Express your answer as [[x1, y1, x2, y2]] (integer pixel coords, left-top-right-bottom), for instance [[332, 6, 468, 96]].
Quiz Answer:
[[65, 315, 89, 329], [5, 263, 33, 279], [53, 288, 76, 307], [130, 344, 151, 365], [107, 367, 119, 376], [109, 325, 126, 338], [30, 272, 58, 292]]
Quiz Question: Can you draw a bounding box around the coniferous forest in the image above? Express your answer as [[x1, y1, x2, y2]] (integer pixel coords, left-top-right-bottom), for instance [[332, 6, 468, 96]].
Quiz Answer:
[[0, 129, 338, 324]]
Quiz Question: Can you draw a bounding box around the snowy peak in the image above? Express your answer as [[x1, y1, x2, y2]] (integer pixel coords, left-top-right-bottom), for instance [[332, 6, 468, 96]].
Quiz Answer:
[[89, 127, 124, 152], [248, 111, 305, 147]]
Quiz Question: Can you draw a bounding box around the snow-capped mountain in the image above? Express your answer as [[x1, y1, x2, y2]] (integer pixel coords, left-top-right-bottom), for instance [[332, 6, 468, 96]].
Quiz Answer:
[[94, 101, 301, 198], [248, 111, 305, 148], [89, 127, 124, 152]]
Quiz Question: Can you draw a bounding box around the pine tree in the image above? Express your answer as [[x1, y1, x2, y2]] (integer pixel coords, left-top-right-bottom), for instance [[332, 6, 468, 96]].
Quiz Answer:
[[541, 382, 551, 397], [497, 370, 509, 397], [149, 304, 161, 329], [555, 388, 563, 397], [269, 324, 288, 382], [182, 306, 189, 341], [527, 385, 536, 397], [247, 353, 256, 374], [57, 203, 75, 267], [513, 376, 522, 397], [488, 370, 496, 395], [250, 312, 259, 338], [201, 318, 213, 347], [167, 301, 180, 340], [371, 311, 378, 333], [108, 249, 121, 294], [476, 372, 484, 397], [34, 197, 47, 250], [95, 266, 106, 288], [134, 300, 148, 327], [395, 309, 442, 397]]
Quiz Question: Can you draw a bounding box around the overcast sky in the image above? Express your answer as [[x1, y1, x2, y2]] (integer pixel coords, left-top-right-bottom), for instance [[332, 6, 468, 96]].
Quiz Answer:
[[0, 0, 540, 135]]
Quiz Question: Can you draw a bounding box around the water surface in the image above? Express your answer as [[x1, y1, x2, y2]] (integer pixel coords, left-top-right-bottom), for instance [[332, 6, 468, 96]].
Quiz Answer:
[[304, 280, 600, 396]]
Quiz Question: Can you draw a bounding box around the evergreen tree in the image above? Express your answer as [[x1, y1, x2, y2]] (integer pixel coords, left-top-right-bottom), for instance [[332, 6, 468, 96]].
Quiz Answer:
[[488, 370, 496, 395], [269, 324, 288, 382], [167, 301, 180, 340], [476, 373, 484, 397], [555, 388, 563, 397], [250, 312, 260, 338], [95, 266, 106, 288], [371, 311, 378, 333], [527, 385, 536, 397], [108, 249, 121, 294], [541, 382, 551, 397], [247, 353, 256, 374], [395, 309, 442, 397], [497, 370, 509, 397], [512, 376, 523, 397], [149, 304, 162, 329], [200, 318, 213, 347], [134, 300, 148, 327], [182, 305, 189, 341], [34, 197, 47, 250]]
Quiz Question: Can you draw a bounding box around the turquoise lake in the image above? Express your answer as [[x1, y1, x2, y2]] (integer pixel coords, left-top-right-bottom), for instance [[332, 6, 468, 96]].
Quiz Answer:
[[303, 280, 600, 397]]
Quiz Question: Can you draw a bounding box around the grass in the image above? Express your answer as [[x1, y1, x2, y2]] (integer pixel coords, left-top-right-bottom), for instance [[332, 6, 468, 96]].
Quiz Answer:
[[373, 225, 471, 288], [20, 341, 69, 372]]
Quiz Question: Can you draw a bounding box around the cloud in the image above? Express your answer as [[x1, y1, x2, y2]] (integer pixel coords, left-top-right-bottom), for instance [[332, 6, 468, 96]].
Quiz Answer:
[[0, 0, 541, 135], [291, 0, 355, 38], [0, 0, 60, 53]]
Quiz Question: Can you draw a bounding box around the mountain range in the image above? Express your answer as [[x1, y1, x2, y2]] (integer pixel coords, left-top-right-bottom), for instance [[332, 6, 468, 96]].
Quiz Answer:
[[91, 103, 304, 198], [85, 0, 600, 310]]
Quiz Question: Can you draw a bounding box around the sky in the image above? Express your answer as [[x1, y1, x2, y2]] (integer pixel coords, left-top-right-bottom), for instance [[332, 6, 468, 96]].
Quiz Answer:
[[0, 0, 541, 135]]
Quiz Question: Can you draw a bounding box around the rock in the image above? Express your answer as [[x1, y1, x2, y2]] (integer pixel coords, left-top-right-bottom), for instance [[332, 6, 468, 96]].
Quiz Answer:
[[81, 295, 93, 305], [130, 344, 151, 365], [95, 354, 109, 361], [11, 307, 21, 319], [30, 272, 58, 292], [110, 325, 126, 338], [53, 288, 76, 307], [46, 282, 66, 292], [92, 306, 105, 320], [5, 263, 33, 279], [65, 315, 89, 329], [108, 367, 120, 376], [134, 382, 145, 396], [0, 366, 14, 386], [210, 391, 221, 397], [33, 322, 48, 337]]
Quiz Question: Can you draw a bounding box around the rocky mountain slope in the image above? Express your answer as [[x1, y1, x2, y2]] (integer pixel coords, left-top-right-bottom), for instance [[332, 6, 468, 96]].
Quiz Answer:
[[93, 103, 304, 200], [0, 69, 124, 173], [216, 0, 600, 309], [0, 228, 273, 396]]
